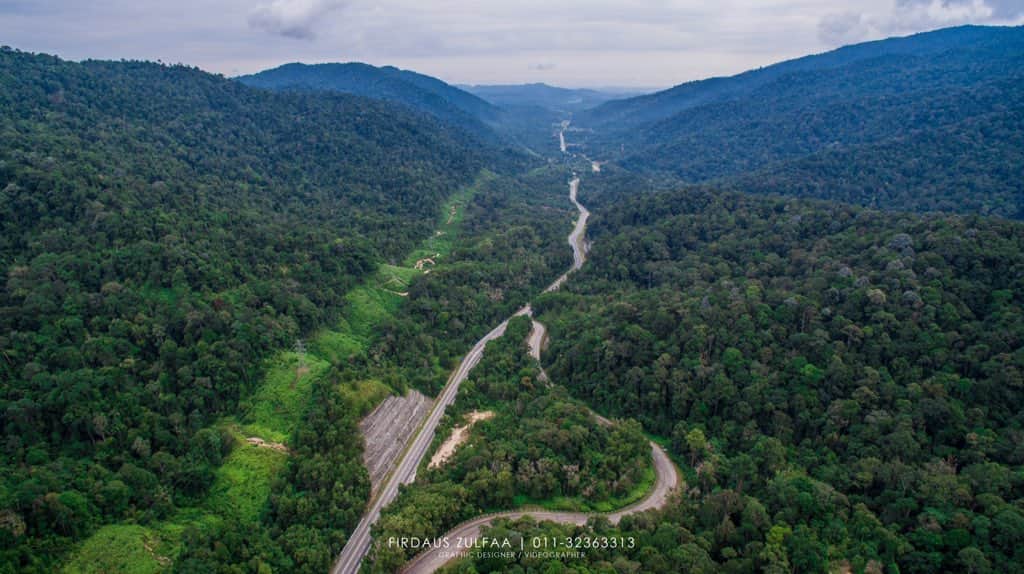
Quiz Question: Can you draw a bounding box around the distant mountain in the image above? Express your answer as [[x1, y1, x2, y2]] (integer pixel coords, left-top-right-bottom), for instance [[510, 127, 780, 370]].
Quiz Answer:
[[460, 83, 644, 112], [583, 25, 1021, 129], [579, 25, 1024, 218], [237, 62, 501, 132]]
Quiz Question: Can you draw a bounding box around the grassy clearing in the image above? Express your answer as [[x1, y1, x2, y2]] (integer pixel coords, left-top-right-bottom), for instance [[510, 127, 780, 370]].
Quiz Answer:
[[203, 426, 289, 523], [344, 281, 408, 339], [239, 352, 331, 443], [61, 513, 220, 574], [340, 378, 393, 417], [310, 328, 364, 365], [403, 170, 493, 267], [61, 524, 173, 574]]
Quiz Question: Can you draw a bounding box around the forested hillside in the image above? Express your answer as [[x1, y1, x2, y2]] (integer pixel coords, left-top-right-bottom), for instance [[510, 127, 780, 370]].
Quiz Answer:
[[375, 167, 576, 393], [4, 18, 1023, 574], [237, 63, 576, 157], [0, 47, 489, 570], [717, 108, 1024, 218], [578, 25, 1024, 218], [582, 25, 1018, 129], [530, 185, 1024, 572], [237, 62, 500, 136]]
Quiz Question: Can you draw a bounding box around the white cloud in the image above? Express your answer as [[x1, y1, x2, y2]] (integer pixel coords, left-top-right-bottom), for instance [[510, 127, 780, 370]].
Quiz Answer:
[[891, 0, 996, 30], [819, 0, 1024, 46], [0, 0, 1020, 87], [818, 12, 874, 44], [249, 0, 347, 40]]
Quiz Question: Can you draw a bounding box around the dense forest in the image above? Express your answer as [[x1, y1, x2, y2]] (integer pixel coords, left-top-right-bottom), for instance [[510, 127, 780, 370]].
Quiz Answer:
[[717, 109, 1024, 218], [526, 186, 1024, 572], [581, 26, 1019, 129], [0, 48, 492, 571], [237, 62, 562, 158], [576, 25, 1024, 218]]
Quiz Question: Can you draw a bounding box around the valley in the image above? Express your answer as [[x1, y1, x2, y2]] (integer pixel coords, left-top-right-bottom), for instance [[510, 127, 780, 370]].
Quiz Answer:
[[2, 21, 1023, 574], [333, 126, 667, 572]]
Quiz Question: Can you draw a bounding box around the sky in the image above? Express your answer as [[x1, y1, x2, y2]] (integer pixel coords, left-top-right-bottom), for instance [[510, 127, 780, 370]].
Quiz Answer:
[[1, 0, 1022, 88]]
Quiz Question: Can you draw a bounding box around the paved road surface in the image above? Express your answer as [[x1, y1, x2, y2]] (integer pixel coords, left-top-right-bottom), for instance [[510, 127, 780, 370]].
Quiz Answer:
[[331, 173, 584, 574], [331, 310, 528, 574], [526, 318, 549, 383], [398, 166, 681, 573], [399, 437, 680, 573], [544, 177, 587, 292]]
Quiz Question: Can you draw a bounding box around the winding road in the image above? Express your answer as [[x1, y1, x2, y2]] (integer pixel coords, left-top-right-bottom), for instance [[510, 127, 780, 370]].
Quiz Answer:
[[331, 125, 679, 574], [400, 440, 678, 573]]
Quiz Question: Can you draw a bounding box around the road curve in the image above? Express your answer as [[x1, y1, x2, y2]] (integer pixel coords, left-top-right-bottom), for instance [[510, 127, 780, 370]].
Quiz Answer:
[[331, 173, 584, 574], [398, 167, 681, 572], [399, 433, 680, 573]]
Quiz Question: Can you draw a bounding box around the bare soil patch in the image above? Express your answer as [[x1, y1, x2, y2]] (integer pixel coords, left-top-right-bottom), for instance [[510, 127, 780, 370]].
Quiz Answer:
[[246, 436, 290, 454], [429, 411, 494, 469]]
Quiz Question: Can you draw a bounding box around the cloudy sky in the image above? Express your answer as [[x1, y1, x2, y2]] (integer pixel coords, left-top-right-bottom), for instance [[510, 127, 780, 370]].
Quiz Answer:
[[1, 0, 1021, 88]]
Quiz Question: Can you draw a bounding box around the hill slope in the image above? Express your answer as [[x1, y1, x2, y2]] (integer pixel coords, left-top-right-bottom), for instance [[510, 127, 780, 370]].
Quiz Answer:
[[718, 108, 1024, 218], [237, 62, 500, 132], [580, 25, 1024, 218], [0, 47, 483, 570], [583, 25, 1021, 129], [533, 184, 1024, 573]]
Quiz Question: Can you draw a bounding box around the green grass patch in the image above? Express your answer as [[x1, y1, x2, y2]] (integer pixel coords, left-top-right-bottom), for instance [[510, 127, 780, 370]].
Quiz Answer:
[[403, 171, 491, 267], [343, 285, 405, 339], [379, 263, 419, 288], [61, 524, 172, 574], [61, 511, 222, 574], [340, 378, 393, 417], [309, 328, 365, 366], [63, 173, 489, 572], [239, 352, 331, 443], [203, 428, 288, 523]]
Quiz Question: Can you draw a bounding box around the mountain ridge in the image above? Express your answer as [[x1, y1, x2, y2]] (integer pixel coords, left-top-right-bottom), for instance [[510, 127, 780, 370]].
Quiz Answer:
[[577, 24, 1024, 218], [236, 61, 500, 133]]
